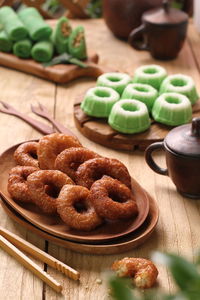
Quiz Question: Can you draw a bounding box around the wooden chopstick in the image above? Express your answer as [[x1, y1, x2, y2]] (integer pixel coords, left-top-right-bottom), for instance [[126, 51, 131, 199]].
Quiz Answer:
[[0, 226, 80, 281], [0, 235, 62, 293]]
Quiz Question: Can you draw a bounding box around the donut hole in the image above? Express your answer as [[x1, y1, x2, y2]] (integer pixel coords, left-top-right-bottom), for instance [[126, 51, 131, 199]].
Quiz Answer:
[[108, 191, 126, 203], [70, 161, 82, 171], [45, 184, 60, 198], [134, 86, 149, 93], [108, 76, 121, 82], [165, 96, 181, 104], [29, 150, 38, 159], [170, 78, 187, 87], [143, 67, 158, 74], [95, 89, 111, 98], [74, 200, 88, 213], [121, 102, 139, 112]]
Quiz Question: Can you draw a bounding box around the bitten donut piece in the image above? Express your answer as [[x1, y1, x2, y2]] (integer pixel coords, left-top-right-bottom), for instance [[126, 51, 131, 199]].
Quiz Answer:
[[108, 99, 150, 134], [152, 93, 192, 126], [57, 185, 103, 231], [76, 157, 131, 189], [121, 83, 158, 111], [133, 64, 167, 90], [37, 133, 82, 170], [159, 74, 199, 105], [55, 147, 100, 181], [7, 166, 38, 202], [14, 141, 39, 168], [97, 72, 131, 95], [89, 176, 138, 220], [81, 86, 120, 118], [27, 170, 74, 214]]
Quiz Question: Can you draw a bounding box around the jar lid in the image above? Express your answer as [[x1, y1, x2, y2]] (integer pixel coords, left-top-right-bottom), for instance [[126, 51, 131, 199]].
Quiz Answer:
[[165, 118, 200, 157], [143, 0, 188, 25]]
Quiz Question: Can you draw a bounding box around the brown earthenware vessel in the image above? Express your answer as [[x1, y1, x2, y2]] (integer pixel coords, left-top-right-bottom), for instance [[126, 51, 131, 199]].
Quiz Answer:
[[145, 118, 200, 199], [129, 0, 188, 60]]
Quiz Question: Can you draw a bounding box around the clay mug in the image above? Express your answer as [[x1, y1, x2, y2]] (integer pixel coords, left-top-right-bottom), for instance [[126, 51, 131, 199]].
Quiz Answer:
[[128, 0, 189, 60], [145, 118, 200, 199]]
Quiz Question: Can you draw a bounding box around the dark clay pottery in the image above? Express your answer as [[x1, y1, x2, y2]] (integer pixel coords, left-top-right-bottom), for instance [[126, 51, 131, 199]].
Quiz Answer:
[[145, 118, 200, 199], [129, 1, 188, 60]]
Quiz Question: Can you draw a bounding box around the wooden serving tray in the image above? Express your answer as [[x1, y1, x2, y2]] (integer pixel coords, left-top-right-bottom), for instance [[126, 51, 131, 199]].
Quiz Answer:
[[74, 95, 200, 151], [0, 52, 108, 83], [1, 192, 159, 255], [0, 141, 150, 244]]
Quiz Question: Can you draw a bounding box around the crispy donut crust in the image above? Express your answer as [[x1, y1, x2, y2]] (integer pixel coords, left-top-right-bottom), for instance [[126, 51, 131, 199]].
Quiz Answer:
[[89, 176, 138, 220], [7, 166, 38, 202], [37, 133, 82, 170], [27, 170, 74, 214], [14, 142, 39, 168], [57, 185, 102, 231], [76, 157, 131, 188]]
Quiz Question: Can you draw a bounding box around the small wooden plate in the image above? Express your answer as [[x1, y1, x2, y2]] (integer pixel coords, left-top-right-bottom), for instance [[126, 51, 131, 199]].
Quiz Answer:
[[0, 141, 150, 244], [0, 52, 109, 84], [74, 95, 200, 151], [1, 192, 159, 255]]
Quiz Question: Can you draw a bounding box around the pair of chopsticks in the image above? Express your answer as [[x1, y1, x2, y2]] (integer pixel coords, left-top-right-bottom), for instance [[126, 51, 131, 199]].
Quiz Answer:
[[0, 226, 80, 293]]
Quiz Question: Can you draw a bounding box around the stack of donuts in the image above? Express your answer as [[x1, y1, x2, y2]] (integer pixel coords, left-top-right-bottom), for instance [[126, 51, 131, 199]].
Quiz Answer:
[[7, 133, 138, 231]]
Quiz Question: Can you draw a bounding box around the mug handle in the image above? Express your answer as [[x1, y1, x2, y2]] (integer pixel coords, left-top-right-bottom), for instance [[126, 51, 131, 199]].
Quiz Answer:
[[145, 142, 168, 176], [128, 24, 149, 51]]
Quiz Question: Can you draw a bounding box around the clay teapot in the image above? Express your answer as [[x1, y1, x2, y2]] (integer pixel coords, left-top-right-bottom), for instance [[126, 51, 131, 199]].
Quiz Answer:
[[103, 0, 193, 39]]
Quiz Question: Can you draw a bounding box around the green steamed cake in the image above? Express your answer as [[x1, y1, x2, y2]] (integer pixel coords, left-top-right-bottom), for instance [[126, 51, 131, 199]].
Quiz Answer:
[[133, 64, 167, 90], [160, 74, 199, 105], [108, 99, 150, 134], [152, 93, 192, 126], [97, 72, 131, 95], [81, 86, 120, 118], [121, 83, 158, 111]]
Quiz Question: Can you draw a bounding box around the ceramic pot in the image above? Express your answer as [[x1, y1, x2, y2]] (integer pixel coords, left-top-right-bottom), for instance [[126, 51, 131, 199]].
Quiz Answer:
[[145, 118, 200, 199]]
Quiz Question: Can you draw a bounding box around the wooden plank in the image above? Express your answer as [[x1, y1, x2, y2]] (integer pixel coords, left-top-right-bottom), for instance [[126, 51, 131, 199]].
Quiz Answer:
[[0, 64, 55, 299]]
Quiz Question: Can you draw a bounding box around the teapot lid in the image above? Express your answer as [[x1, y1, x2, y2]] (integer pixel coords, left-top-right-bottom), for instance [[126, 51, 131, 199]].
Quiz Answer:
[[143, 0, 188, 25], [165, 118, 200, 157]]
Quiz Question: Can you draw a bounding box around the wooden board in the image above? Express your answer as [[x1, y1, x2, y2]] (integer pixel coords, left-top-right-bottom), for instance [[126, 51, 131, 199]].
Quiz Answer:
[[1, 192, 159, 255], [0, 52, 111, 84], [74, 95, 200, 151], [0, 141, 150, 244]]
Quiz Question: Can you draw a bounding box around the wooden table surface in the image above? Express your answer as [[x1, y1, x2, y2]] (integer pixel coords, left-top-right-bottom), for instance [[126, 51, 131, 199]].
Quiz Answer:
[[0, 19, 200, 300]]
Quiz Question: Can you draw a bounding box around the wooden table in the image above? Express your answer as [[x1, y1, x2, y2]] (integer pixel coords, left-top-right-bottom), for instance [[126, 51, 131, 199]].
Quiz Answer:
[[0, 19, 200, 300]]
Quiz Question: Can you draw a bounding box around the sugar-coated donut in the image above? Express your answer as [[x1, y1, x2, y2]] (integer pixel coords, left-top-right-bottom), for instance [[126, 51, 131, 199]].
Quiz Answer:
[[14, 141, 39, 168]]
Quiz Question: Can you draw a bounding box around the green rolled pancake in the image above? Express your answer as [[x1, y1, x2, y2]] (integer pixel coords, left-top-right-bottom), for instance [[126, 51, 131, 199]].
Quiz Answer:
[[52, 17, 72, 54], [0, 30, 13, 52], [0, 6, 28, 41], [13, 39, 32, 58], [31, 40, 54, 62], [68, 26, 87, 60], [18, 8, 52, 41]]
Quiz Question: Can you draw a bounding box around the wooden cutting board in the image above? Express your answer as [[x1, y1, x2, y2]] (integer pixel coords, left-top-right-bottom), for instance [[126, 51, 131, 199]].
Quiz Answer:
[[74, 95, 200, 151]]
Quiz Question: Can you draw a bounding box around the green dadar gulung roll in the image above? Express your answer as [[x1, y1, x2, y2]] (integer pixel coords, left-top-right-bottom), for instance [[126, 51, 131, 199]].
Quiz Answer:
[[52, 17, 72, 54], [13, 39, 32, 58], [68, 26, 87, 60], [0, 6, 28, 41], [31, 40, 54, 62], [18, 8, 52, 41], [0, 30, 13, 52]]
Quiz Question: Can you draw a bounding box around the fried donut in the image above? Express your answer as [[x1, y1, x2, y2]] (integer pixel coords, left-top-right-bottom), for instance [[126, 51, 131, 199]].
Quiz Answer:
[[112, 257, 158, 289], [7, 166, 38, 202], [89, 176, 137, 220], [27, 170, 74, 214], [76, 157, 131, 188], [37, 133, 82, 170], [55, 147, 100, 181], [14, 142, 39, 168], [57, 185, 102, 231]]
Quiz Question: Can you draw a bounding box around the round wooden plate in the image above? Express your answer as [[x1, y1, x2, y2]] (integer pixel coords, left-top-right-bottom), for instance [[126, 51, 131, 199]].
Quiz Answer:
[[1, 192, 159, 255], [74, 95, 200, 151], [0, 141, 150, 244]]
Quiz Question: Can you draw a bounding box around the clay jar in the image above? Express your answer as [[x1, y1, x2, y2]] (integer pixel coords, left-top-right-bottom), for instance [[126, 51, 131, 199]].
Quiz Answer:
[[102, 0, 163, 39], [145, 118, 200, 199]]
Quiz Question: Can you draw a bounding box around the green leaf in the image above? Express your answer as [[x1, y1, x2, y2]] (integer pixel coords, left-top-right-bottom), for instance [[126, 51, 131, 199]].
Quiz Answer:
[[109, 276, 136, 300], [43, 52, 88, 68], [68, 57, 88, 68], [152, 252, 200, 293]]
